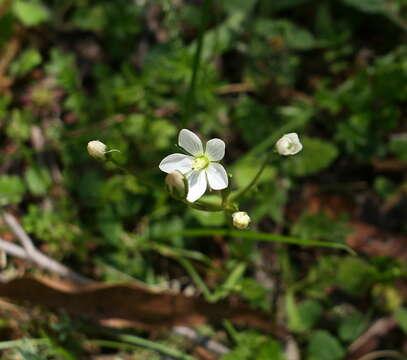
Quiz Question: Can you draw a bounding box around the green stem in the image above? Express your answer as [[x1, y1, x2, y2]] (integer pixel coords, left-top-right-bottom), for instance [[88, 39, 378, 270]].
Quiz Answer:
[[384, 0, 407, 34], [107, 158, 161, 192], [184, 199, 224, 212], [90, 337, 197, 360], [183, 0, 211, 126], [178, 257, 215, 301], [176, 229, 356, 254], [230, 155, 269, 202], [357, 350, 407, 360], [0, 339, 48, 350]]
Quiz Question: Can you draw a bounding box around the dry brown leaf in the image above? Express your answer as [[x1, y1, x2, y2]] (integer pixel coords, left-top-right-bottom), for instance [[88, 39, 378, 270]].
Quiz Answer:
[[347, 221, 407, 261], [0, 275, 285, 335]]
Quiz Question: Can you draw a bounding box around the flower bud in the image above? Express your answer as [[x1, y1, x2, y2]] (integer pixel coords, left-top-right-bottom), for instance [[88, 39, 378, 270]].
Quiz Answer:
[[165, 171, 186, 197], [276, 133, 303, 156], [232, 211, 251, 230], [87, 140, 107, 160]]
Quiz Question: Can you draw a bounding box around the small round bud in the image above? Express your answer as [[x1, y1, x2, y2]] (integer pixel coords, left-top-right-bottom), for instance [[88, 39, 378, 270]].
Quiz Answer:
[[87, 140, 107, 160], [232, 211, 251, 230], [276, 133, 303, 156], [165, 171, 186, 197]]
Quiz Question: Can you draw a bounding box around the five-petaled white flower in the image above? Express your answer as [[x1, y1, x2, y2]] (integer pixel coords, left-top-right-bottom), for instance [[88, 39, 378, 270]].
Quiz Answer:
[[159, 129, 228, 202], [276, 133, 303, 156]]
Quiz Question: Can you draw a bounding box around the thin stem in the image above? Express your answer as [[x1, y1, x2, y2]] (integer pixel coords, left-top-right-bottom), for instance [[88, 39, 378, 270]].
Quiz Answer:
[[184, 199, 224, 212], [176, 228, 355, 254], [384, 0, 407, 33], [118, 333, 196, 360], [0, 338, 48, 350], [230, 155, 269, 202], [357, 350, 406, 360], [89, 338, 197, 360], [177, 257, 215, 301], [107, 158, 160, 192], [183, 0, 211, 126]]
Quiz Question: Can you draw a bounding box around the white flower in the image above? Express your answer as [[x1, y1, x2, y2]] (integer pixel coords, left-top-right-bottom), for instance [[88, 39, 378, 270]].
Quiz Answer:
[[87, 140, 107, 159], [232, 211, 251, 229], [165, 171, 186, 197], [276, 133, 303, 156], [159, 129, 228, 202]]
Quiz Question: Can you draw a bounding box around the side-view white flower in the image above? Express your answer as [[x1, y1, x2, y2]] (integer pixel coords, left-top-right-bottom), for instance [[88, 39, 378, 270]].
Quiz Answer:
[[165, 171, 186, 197], [87, 140, 107, 159], [159, 129, 228, 202], [276, 133, 303, 156]]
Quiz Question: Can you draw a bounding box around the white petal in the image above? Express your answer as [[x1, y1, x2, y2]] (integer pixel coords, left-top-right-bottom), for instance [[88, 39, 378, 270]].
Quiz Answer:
[[186, 170, 207, 202], [205, 138, 225, 161], [206, 163, 228, 190], [159, 153, 193, 174], [179, 129, 203, 156], [276, 133, 303, 156]]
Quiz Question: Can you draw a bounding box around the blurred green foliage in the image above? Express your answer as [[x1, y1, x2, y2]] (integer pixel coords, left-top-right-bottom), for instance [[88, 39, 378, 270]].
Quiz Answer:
[[1, 0, 407, 358]]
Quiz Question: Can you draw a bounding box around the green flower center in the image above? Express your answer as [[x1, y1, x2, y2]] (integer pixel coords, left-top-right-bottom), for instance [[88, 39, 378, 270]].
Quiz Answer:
[[192, 156, 209, 171]]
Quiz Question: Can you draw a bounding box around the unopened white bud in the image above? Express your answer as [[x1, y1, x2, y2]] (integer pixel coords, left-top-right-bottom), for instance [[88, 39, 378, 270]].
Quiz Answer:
[[87, 140, 107, 160], [232, 211, 251, 230], [276, 133, 303, 156], [166, 171, 186, 197]]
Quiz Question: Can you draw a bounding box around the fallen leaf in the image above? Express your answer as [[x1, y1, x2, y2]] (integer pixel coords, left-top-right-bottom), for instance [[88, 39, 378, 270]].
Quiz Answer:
[[0, 275, 286, 336]]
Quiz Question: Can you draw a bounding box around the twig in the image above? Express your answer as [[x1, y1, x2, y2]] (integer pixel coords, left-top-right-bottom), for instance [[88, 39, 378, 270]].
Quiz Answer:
[[349, 317, 397, 354], [173, 326, 230, 356], [357, 350, 407, 360], [1, 212, 92, 284], [0, 238, 27, 259], [3, 213, 36, 253]]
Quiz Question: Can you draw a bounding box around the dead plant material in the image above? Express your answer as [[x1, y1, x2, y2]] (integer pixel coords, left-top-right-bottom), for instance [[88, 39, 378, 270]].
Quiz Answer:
[[0, 37, 20, 93], [0, 275, 285, 335], [347, 221, 407, 261], [348, 317, 397, 359]]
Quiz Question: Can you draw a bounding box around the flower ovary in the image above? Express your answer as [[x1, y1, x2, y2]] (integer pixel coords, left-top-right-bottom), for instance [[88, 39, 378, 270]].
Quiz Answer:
[[192, 156, 209, 171]]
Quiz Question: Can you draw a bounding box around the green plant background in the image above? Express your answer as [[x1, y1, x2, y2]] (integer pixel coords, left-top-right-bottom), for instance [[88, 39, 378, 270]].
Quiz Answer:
[[1, 0, 407, 358]]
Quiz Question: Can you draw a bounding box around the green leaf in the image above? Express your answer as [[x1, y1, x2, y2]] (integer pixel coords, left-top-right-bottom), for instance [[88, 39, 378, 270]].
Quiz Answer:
[[308, 330, 345, 360], [338, 310, 369, 342], [269, 0, 309, 11], [222, 331, 284, 360], [394, 307, 407, 334], [389, 135, 407, 163], [6, 109, 32, 141], [255, 19, 317, 50], [283, 137, 338, 176], [0, 175, 25, 205], [13, 0, 50, 26], [237, 278, 271, 311], [342, 0, 386, 14], [10, 48, 42, 77], [0, 13, 14, 49], [291, 211, 350, 243], [286, 292, 322, 333], [222, 0, 257, 14], [336, 257, 377, 296], [24, 166, 52, 196]]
